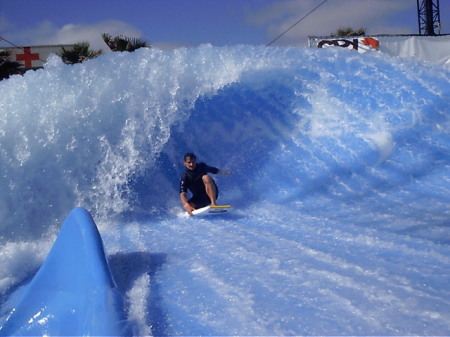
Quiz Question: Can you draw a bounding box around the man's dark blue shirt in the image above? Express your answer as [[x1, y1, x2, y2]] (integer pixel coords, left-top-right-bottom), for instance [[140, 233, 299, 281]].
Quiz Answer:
[[180, 162, 219, 198]]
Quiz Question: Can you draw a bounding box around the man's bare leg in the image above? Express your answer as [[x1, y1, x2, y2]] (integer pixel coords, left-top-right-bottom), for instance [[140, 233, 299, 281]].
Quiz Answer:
[[202, 175, 217, 206]]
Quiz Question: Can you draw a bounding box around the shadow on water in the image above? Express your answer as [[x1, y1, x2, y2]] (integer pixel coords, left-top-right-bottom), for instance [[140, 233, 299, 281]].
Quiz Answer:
[[108, 252, 169, 336]]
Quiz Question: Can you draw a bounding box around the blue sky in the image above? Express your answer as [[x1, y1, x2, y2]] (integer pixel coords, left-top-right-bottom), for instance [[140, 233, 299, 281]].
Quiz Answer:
[[0, 0, 448, 50]]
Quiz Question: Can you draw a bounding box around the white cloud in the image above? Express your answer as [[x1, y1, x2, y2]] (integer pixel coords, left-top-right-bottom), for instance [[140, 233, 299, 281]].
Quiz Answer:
[[1, 18, 55, 47], [1, 19, 144, 51], [1, 17, 186, 51], [34, 20, 143, 51]]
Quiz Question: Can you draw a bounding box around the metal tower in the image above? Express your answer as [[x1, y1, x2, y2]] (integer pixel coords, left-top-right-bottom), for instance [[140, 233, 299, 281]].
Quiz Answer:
[[417, 0, 441, 35]]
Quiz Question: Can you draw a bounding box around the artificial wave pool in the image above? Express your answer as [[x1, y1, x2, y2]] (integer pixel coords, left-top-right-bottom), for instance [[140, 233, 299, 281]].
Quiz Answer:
[[0, 44, 449, 335]]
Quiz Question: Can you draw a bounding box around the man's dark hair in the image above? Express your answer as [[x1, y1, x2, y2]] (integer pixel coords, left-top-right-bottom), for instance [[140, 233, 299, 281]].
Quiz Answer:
[[183, 152, 196, 162]]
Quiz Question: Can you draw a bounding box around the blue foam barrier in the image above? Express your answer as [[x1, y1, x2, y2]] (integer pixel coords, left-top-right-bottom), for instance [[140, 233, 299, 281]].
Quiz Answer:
[[0, 207, 132, 336]]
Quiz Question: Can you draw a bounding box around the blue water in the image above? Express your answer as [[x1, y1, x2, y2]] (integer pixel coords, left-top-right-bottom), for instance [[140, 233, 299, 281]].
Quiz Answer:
[[0, 45, 449, 335]]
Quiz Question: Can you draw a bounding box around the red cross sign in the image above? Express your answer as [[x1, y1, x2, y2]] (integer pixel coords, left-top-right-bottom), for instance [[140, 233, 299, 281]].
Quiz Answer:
[[16, 47, 40, 68]]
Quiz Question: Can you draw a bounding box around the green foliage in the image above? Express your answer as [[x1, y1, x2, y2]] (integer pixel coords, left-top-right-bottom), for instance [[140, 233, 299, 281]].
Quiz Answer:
[[59, 42, 102, 64], [333, 27, 367, 37], [101, 33, 150, 52], [0, 49, 23, 80]]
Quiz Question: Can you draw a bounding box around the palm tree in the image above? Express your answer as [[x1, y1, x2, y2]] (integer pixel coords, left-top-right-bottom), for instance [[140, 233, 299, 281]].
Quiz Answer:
[[59, 42, 102, 64], [333, 27, 366, 37], [101, 33, 150, 52], [0, 50, 23, 80]]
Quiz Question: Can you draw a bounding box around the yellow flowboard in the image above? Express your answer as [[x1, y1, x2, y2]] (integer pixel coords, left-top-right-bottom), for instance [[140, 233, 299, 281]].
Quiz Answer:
[[190, 205, 232, 216]]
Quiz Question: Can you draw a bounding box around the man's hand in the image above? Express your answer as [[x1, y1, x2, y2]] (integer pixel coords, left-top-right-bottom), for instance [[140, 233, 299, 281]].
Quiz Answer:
[[218, 169, 233, 175], [181, 192, 194, 215], [184, 203, 194, 215]]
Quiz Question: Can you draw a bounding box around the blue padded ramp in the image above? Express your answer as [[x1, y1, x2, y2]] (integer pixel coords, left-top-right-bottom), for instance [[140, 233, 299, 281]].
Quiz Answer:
[[0, 207, 131, 336]]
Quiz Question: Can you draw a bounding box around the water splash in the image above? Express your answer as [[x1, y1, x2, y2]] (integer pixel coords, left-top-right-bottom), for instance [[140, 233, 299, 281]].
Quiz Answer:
[[1, 44, 450, 335]]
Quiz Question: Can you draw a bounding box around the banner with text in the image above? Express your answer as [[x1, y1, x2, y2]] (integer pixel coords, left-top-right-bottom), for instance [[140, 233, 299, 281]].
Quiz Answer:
[[308, 35, 450, 65]]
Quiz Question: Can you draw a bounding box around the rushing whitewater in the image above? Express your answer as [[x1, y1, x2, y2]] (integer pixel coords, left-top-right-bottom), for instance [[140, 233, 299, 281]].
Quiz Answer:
[[0, 45, 449, 335]]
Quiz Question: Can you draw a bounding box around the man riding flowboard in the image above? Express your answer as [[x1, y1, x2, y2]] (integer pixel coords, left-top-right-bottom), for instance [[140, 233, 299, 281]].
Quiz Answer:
[[179, 152, 232, 215]]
